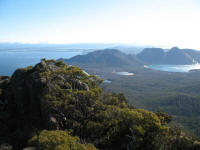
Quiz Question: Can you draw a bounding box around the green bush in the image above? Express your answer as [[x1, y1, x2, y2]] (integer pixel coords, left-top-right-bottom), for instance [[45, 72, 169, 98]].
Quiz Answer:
[[28, 130, 97, 150]]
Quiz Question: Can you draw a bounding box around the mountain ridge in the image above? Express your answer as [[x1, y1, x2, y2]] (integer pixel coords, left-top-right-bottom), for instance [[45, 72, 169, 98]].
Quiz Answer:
[[137, 47, 200, 65], [62, 49, 144, 67]]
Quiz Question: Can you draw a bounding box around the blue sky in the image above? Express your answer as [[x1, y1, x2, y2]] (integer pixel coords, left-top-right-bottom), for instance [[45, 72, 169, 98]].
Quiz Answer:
[[0, 0, 200, 49]]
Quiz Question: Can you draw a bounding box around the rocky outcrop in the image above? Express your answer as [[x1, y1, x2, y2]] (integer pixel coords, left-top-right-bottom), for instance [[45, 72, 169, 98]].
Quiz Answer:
[[70, 79, 89, 91], [2, 60, 90, 128], [0, 59, 93, 149]]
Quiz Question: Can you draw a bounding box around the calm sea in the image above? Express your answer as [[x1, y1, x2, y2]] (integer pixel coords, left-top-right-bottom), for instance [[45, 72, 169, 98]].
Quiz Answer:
[[0, 48, 92, 76]]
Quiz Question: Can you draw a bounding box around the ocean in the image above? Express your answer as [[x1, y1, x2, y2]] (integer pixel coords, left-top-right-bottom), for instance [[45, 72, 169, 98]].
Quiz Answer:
[[0, 48, 92, 76]]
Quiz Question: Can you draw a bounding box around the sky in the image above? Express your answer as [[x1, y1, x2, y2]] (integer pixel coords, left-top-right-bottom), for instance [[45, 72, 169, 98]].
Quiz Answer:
[[0, 0, 200, 49]]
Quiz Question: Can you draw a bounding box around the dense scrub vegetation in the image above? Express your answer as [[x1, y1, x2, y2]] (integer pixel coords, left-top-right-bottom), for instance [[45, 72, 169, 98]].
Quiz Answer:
[[101, 72, 200, 137], [0, 59, 200, 150]]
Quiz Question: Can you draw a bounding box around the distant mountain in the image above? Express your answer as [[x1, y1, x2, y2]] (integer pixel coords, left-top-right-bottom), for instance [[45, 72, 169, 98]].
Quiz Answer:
[[182, 49, 200, 63], [62, 49, 144, 67], [137, 47, 198, 65], [109, 46, 145, 54], [165, 47, 194, 64], [136, 48, 165, 64]]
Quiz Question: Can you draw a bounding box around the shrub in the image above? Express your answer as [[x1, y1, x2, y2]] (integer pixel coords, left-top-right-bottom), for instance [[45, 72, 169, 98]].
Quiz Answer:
[[28, 130, 97, 150]]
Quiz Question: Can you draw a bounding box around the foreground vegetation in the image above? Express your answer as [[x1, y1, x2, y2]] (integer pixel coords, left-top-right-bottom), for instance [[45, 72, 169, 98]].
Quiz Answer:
[[0, 59, 200, 150]]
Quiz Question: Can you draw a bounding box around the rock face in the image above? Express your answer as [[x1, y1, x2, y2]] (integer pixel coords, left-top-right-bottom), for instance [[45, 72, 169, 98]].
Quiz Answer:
[[137, 47, 195, 65]]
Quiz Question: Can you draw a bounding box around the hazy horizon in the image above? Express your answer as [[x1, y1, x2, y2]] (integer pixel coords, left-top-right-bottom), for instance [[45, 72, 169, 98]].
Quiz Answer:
[[1, 0, 200, 49]]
